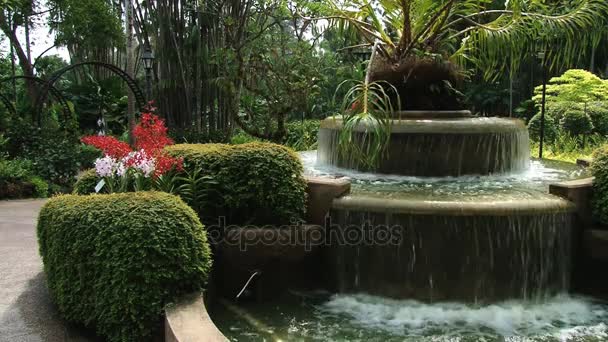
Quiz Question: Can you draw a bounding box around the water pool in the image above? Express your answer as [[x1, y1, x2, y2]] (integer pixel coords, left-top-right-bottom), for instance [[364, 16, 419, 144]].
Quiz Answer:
[[212, 292, 608, 342]]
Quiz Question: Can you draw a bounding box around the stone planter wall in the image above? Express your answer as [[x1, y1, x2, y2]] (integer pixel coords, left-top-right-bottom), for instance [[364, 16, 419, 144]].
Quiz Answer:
[[549, 177, 608, 298]]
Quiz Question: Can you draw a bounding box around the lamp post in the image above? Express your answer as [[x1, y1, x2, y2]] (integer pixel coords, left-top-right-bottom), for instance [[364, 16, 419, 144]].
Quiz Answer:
[[141, 46, 155, 101], [537, 49, 547, 159]]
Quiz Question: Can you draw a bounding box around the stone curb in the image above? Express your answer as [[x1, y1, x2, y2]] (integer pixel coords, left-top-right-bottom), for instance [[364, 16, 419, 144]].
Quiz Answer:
[[165, 293, 227, 342]]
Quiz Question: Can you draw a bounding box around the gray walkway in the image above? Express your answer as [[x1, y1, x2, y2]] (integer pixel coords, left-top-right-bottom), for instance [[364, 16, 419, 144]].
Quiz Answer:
[[0, 200, 99, 342]]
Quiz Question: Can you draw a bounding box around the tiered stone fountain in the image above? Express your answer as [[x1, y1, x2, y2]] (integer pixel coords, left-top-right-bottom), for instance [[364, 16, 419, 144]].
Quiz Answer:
[[314, 110, 578, 302]]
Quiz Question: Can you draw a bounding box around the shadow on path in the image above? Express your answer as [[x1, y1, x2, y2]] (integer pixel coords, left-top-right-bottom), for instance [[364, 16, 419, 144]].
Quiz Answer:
[[1, 272, 102, 342]]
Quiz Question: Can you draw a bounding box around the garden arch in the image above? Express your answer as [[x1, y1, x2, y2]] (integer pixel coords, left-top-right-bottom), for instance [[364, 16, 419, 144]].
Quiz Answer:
[[0, 92, 16, 118], [35, 62, 146, 121], [0, 76, 72, 127]]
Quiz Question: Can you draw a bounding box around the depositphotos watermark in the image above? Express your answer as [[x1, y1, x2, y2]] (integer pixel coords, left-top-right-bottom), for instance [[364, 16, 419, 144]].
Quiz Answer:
[[206, 217, 403, 251]]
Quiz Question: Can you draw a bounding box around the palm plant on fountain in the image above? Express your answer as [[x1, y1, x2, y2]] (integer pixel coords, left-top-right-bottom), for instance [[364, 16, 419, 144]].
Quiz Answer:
[[316, 0, 608, 167]]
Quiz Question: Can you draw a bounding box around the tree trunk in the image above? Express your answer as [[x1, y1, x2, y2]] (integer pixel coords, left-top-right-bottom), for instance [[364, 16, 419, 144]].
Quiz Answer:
[[125, 0, 136, 145], [0, 11, 38, 108]]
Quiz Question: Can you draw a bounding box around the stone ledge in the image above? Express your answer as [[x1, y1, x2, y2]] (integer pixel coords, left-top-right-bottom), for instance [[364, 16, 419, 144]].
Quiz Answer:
[[549, 177, 594, 226], [165, 292, 227, 342], [332, 195, 575, 216], [305, 176, 351, 225], [577, 158, 593, 167], [583, 229, 608, 262]]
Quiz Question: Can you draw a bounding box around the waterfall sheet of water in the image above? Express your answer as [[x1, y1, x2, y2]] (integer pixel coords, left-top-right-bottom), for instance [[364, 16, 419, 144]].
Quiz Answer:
[[301, 146, 584, 302], [317, 117, 531, 177], [328, 209, 573, 302]]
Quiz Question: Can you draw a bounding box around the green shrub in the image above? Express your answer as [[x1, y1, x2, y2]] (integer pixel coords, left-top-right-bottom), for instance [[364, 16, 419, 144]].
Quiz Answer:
[[0, 158, 33, 182], [592, 145, 608, 225], [169, 127, 230, 144], [0, 158, 48, 199], [230, 130, 261, 145], [284, 120, 320, 151], [26, 133, 80, 187], [528, 113, 559, 143], [73, 169, 99, 195], [587, 102, 608, 136], [514, 99, 537, 123], [166, 142, 307, 225], [30, 176, 49, 198], [37, 192, 212, 342], [533, 69, 608, 106], [560, 109, 594, 136], [228, 121, 320, 151], [546, 102, 583, 122], [77, 144, 102, 170], [6, 121, 80, 188]]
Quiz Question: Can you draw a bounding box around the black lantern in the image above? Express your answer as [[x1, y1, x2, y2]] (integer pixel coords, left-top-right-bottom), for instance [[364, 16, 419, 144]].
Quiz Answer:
[[141, 48, 154, 71], [537, 49, 547, 159], [141, 46, 155, 101]]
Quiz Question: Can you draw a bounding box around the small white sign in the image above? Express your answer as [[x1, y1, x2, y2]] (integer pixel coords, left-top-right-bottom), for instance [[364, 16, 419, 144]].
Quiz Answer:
[[94, 179, 106, 193]]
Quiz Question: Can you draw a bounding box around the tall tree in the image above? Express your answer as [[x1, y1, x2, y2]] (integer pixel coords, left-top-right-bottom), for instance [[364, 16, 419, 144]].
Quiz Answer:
[[0, 0, 37, 104]]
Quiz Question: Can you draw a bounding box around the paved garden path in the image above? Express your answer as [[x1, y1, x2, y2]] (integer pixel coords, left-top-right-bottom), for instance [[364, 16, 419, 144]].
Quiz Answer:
[[0, 199, 100, 342]]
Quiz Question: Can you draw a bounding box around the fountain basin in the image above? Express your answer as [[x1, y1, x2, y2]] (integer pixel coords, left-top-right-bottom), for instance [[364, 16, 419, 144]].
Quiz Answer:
[[212, 291, 608, 341], [318, 114, 530, 176], [328, 194, 575, 302], [301, 150, 588, 302]]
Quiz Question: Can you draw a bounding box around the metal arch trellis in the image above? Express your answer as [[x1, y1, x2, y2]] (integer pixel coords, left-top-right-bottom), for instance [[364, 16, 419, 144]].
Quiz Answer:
[[0, 92, 16, 118], [35, 62, 147, 123], [0, 76, 73, 127]]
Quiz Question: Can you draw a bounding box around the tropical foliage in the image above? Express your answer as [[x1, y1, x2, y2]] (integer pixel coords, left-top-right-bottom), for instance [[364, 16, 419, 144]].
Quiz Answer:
[[533, 69, 608, 105], [1, 0, 608, 187], [524, 69, 608, 160], [324, 0, 608, 109]]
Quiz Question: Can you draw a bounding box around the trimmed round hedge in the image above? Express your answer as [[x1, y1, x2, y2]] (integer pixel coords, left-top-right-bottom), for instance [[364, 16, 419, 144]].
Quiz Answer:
[[560, 109, 594, 136], [592, 145, 608, 225], [37, 192, 212, 342], [166, 142, 307, 225], [528, 113, 559, 143]]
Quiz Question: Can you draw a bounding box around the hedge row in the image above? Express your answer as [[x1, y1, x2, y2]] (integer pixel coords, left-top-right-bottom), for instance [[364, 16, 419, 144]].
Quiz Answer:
[[166, 142, 307, 225], [592, 146, 608, 225], [37, 192, 212, 341]]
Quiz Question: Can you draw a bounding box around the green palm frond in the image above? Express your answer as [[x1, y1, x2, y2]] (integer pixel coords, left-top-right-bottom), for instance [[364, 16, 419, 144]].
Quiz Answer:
[[452, 0, 608, 78], [324, 0, 607, 76], [334, 79, 398, 169]]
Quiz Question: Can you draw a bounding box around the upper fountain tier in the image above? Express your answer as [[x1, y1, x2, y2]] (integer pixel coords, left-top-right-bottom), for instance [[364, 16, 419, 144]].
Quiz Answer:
[[317, 110, 530, 177]]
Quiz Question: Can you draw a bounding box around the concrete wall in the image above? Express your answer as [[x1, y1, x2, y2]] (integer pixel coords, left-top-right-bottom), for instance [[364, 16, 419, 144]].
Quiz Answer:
[[549, 177, 608, 297]]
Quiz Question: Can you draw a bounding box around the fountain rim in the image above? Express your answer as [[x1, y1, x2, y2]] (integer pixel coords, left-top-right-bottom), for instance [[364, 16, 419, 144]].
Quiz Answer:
[[331, 194, 575, 216], [392, 110, 473, 118], [320, 115, 528, 134]]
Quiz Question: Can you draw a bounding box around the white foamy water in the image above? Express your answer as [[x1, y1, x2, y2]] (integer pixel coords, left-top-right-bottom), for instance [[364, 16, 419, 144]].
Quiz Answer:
[[321, 294, 608, 341], [299, 150, 588, 201], [300, 150, 585, 185]]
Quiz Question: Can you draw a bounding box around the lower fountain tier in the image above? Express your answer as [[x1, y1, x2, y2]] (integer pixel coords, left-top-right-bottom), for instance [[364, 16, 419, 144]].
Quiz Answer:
[[317, 116, 530, 177], [326, 195, 575, 303]]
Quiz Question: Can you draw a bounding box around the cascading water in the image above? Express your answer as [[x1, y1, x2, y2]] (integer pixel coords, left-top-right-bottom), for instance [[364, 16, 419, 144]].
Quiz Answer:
[[318, 116, 531, 176], [328, 201, 573, 302], [213, 113, 606, 341], [312, 112, 585, 303]]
